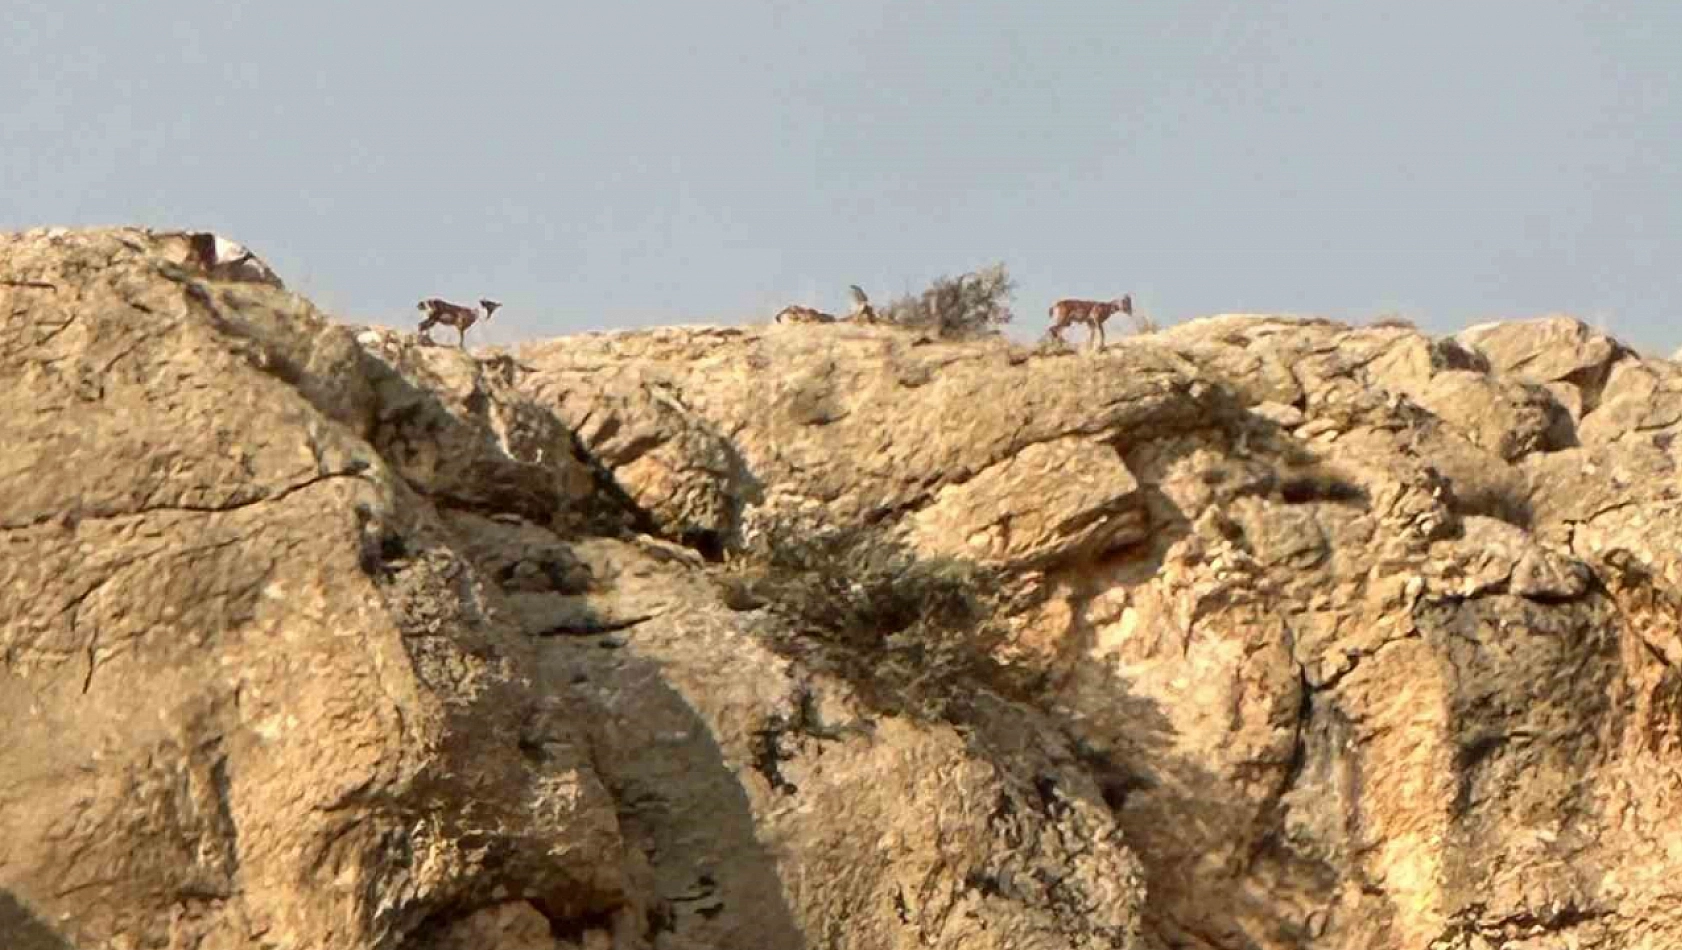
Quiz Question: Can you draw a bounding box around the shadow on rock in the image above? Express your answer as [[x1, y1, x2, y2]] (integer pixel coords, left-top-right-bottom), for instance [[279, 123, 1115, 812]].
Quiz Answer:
[[420, 509, 808, 949], [0, 891, 77, 950], [532, 617, 810, 948], [707, 402, 1379, 948]]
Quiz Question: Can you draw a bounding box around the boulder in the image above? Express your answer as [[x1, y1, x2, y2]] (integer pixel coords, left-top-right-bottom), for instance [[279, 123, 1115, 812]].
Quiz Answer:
[[1457, 316, 1625, 412]]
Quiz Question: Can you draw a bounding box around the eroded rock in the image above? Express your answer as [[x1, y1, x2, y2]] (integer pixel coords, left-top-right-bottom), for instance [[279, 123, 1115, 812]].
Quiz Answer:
[[1, 228, 1151, 950], [1457, 316, 1625, 412], [908, 436, 1148, 568], [0, 228, 636, 950], [6, 228, 1682, 950]]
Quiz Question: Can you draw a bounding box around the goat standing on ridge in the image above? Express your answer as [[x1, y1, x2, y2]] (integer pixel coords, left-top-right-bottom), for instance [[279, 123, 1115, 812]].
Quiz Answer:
[[417, 297, 501, 348], [1048, 295, 1134, 351]]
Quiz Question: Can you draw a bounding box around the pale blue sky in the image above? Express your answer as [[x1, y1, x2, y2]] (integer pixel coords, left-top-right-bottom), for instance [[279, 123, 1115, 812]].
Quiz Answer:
[[4, 1, 1678, 353]]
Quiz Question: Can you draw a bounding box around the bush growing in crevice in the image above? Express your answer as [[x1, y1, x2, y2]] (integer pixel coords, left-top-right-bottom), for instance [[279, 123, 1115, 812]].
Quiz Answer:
[[715, 515, 1038, 722]]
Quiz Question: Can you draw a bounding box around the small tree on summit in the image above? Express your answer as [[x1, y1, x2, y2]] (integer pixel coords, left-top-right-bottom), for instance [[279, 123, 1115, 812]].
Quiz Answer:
[[882, 263, 1016, 339]]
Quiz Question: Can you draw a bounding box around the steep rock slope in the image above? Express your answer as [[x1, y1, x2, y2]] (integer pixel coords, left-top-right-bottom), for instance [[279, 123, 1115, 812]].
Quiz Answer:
[[4, 226, 1680, 950], [518, 313, 1682, 949], [0, 228, 1145, 950]]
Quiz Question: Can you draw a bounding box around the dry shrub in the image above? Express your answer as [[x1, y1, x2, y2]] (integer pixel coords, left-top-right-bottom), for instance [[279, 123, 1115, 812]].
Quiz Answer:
[[1369, 312, 1417, 330], [716, 515, 1026, 720], [1128, 309, 1160, 335], [881, 263, 1016, 340]]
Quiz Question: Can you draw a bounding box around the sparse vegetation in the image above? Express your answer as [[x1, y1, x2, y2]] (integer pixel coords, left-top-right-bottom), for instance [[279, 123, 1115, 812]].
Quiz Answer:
[[1128, 309, 1160, 335], [716, 514, 1027, 720], [880, 263, 1016, 339]]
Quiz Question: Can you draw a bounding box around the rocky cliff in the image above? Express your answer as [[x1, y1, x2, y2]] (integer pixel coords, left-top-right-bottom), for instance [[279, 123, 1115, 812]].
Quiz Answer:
[[2, 228, 1679, 950]]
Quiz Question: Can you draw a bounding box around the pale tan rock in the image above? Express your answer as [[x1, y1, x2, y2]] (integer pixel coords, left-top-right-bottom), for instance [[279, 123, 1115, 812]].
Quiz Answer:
[[520, 323, 1224, 540], [1426, 515, 1588, 600], [1457, 316, 1624, 410], [1, 228, 1151, 950], [507, 309, 1682, 947], [1578, 356, 1682, 444], [10, 229, 1682, 950], [1406, 371, 1572, 461], [1248, 400, 1306, 429], [1160, 316, 1308, 407], [354, 331, 604, 529], [907, 436, 1147, 568], [424, 901, 560, 950], [1509, 544, 1592, 599], [1358, 331, 1490, 388], [519, 356, 751, 543], [1542, 379, 1586, 421], [0, 228, 634, 950]]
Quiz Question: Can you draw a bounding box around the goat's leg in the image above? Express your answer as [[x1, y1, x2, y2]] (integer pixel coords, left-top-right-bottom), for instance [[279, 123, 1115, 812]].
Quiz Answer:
[[457, 325, 467, 348], [1094, 320, 1107, 351]]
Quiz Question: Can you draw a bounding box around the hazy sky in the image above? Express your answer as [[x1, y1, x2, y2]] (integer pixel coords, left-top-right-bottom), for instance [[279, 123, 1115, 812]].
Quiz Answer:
[[4, 1, 1678, 353]]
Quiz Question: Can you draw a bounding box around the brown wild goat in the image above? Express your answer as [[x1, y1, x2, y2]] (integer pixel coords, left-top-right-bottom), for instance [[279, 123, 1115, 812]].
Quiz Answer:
[[1048, 295, 1134, 351], [774, 305, 837, 325], [417, 297, 501, 347], [776, 285, 887, 327]]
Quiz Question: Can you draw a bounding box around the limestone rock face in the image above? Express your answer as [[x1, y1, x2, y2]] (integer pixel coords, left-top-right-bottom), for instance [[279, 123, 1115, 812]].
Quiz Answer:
[[5, 228, 1682, 950], [907, 436, 1147, 568], [1456, 315, 1624, 394], [1, 229, 1146, 950], [518, 324, 1218, 550], [1, 228, 634, 949], [517, 313, 1682, 949]]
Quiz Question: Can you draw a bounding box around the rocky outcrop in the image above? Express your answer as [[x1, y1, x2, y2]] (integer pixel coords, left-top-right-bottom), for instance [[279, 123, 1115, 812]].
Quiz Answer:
[[0, 228, 1146, 950], [4, 227, 1681, 950], [516, 314, 1682, 948]]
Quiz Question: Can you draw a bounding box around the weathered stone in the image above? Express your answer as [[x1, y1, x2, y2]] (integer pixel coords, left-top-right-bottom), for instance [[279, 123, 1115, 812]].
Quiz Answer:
[[0, 228, 634, 950], [1578, 356, 1682, 444], [1406, 370, 1574, 461], [1457, 316, 1624, 408], [1426, 516, 1588, 600], [421, 902, 565, 950], [508, 311, 1682, 948], [7, 228, 1682, 950], [908, 436, 1147, 568], [1248, 400, 1306, 429], [520, 323, 1223, 537], [1, 228, 1151, 950]]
